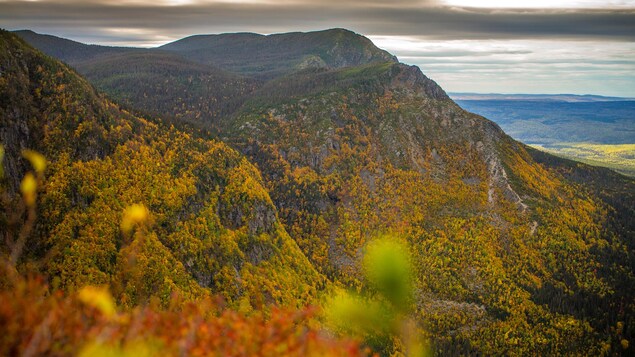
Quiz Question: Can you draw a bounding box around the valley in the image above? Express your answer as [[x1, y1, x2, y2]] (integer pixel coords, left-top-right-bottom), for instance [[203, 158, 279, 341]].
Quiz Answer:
[[453, 94, 635, 177]]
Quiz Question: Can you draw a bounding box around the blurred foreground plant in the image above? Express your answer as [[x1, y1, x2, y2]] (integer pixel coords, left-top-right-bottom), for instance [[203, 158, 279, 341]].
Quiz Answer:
[[325, 236, 430, 356], [120, 203, 150, 235], [0, 274, 371, 356], [1, 147, 47, 277]]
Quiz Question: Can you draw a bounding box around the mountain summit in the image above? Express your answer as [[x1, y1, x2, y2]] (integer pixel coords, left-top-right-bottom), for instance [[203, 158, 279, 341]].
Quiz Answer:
[[160, 28, 398, 78]]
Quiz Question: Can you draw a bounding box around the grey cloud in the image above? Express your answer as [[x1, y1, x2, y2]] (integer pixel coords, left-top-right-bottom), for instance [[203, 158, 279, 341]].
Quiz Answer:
[[413, 60, 635, 70], [1, 0, 633, 96], [391, 49, 534, 57], [357, 7, 635, 40], [1, 1, 634, 44]]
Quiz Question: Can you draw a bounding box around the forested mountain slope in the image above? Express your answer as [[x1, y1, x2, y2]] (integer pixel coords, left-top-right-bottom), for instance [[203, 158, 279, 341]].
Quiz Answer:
[[13, 29, 399, 130], [13, 30, 260, 128], [0, 30, 320, 310], [13, 29, 137, 63], [6, 28, 635, 355], [224, 60, 635, 355], [77, 51, 259, 127]]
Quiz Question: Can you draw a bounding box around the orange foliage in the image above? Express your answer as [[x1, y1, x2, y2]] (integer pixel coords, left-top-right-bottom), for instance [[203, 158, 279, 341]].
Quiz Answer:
[[0, 276, 370, 357]]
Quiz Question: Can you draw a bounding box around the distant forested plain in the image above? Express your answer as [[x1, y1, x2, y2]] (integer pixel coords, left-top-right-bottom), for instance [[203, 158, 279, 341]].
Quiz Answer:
[[453, 97, 635, 176]]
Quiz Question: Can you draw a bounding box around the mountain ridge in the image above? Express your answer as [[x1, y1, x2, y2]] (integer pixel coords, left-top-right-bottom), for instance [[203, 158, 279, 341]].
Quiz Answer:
[[159, 28, 398, 78], [13, 28, 401, 128], [450, 92, 635, 102], [13, 29, 139, 64]]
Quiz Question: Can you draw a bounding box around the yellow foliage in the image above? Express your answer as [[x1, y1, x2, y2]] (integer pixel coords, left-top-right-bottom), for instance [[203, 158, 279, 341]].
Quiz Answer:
[[121, 204, 150, 234], [80, 340, 159, 357], [78, 286, 117, 318], [22, 149, 47, 174], [0, 144, 4, 178], [20, 173, 37, 206]]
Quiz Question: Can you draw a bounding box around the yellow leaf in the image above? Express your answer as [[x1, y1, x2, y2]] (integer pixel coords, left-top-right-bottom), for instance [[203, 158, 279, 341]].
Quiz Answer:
[[20, 173, 37, 206], [0, 145, 4, 178], [80, 340, 158, 357], [78, 286, 116, 318], [121, 204, 150, 234], [22, 149, 46, 174]]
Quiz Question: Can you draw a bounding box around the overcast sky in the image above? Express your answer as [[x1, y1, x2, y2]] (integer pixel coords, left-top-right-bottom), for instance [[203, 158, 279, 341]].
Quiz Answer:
[[1, 0, 635, 96]]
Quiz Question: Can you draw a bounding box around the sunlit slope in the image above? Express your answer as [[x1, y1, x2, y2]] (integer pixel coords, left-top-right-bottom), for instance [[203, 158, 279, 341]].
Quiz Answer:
[[531, 143, 635, 177], [0, 30, 321, 308], [222, 61, 635, 354]]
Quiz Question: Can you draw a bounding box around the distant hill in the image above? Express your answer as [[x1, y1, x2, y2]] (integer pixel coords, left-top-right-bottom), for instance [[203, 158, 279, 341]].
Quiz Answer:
[[453, 95, 635, 176], [77, 51, 259, 126], [13, 30, 262, 127], [12, 29, 139, 64], [450, 92, 635, 102], [160, 28, 398, 78]]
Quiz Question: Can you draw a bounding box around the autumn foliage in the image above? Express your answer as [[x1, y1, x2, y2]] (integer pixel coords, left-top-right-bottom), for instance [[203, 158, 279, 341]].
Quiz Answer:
[[0, 275, 368, 357]]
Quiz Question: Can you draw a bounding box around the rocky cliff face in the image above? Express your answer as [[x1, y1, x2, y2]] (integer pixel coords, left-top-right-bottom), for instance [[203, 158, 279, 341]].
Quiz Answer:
[[389, 63, 449, 101], [227, 61, 526, 211]]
